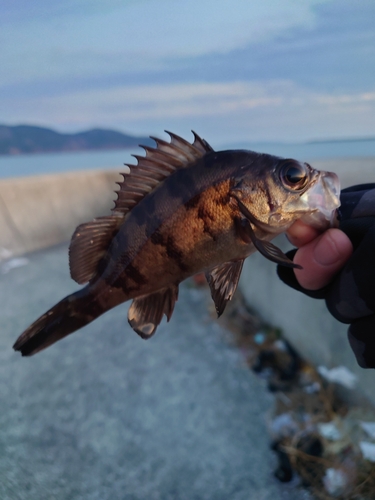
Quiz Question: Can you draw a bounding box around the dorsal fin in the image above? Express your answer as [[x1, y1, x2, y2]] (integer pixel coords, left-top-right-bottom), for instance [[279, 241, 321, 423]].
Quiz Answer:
[[112, 131, 213, 216]]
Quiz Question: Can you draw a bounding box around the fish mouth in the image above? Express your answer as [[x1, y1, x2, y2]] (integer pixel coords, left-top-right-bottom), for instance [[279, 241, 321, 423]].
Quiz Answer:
[[299, 171, 341, 229]]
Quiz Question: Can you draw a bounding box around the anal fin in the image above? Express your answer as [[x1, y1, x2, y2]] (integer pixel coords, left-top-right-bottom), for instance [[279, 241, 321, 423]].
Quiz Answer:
[[205, 260, 244, 317], [128, 286, 179, 339]]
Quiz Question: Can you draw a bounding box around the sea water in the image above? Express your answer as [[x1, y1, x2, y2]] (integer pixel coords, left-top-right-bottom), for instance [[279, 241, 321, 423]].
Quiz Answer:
[[0, 148, 136, 179], [0, 139, 374, 179]]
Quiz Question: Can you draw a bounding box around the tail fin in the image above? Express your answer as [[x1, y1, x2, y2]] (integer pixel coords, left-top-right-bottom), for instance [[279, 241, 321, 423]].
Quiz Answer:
[[13, 289, 98, 356]]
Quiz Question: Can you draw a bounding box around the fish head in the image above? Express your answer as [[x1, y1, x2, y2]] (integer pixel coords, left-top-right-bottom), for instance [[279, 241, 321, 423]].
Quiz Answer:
[[231, 156, 340, 232]]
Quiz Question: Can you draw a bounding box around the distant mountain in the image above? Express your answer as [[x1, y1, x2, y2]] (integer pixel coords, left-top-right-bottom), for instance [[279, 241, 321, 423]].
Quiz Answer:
[[0, 125, 154, 155]]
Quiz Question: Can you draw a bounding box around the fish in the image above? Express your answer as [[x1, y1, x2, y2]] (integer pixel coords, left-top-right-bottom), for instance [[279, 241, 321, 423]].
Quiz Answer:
[[13, 131, 340, 356]]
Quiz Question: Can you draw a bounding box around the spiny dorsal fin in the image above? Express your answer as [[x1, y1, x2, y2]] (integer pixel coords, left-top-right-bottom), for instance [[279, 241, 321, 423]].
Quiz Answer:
[[113, 131, 213, 216], [191, 130, 214, 154], [205, 260, 244, 317], [127, 285, 179, 339], [69, 215, 122, 284]]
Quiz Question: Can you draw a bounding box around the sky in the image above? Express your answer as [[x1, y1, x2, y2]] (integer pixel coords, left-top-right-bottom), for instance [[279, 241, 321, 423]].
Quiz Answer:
[[1, 0, 375, 145]]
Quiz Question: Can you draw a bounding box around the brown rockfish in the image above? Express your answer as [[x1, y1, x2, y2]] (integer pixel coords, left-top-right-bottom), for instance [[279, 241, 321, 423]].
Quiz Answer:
[[13, 132, 340, 356]]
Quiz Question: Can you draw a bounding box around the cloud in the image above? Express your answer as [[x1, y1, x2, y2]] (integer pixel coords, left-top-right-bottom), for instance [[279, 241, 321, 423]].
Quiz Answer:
[[171, 0, 375, 93], [1, 0, 374, 142], [2, 80, 374, 143], [0, 0, 323, 86], [2, 0, 373, 98]]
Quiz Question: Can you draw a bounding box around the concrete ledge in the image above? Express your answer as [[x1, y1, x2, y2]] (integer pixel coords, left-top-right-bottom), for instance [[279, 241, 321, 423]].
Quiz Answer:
[[310, 157, 375, 189], [0, 169, 121, 257]]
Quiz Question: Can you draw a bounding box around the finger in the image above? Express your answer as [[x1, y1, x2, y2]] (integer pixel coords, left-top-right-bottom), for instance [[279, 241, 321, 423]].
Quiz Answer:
[[286, 220, 322, 248], [293, 229, 353, 290]]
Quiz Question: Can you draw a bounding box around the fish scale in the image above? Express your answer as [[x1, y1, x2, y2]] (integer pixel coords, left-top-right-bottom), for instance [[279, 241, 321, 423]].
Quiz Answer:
[[13, 131, 340, 356]]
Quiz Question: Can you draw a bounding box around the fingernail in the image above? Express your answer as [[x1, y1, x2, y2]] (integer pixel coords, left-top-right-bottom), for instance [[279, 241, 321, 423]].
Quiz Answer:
[[313, 232, 342, 266]]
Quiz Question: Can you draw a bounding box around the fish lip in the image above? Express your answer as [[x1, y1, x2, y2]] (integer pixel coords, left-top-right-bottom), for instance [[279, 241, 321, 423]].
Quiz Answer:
[[299, 170, 341, 228]]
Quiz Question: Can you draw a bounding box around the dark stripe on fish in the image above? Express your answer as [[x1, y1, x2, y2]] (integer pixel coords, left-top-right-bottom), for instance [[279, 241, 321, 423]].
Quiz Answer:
[[184, 193, 202, 210], [125, 263, 147, 286], [149, 229, 189, 272], [215, 192, 231, 207], [197, 206, 218, 241], [150, 230, 165, 246], [165, 236, 189, 272]]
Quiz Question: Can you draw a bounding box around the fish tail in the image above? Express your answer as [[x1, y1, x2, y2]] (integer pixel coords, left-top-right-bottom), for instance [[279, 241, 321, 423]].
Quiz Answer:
[[13, 288, 100, 356]]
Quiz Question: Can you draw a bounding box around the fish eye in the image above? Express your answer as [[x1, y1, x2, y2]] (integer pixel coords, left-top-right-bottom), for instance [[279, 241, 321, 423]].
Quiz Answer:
[[279, 161, 309, 191]]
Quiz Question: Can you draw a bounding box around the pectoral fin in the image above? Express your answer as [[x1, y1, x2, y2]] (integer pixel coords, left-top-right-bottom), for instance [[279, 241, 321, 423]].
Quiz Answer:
[[252, 237, 302, 268], [205, 260, 244, 317], [232, 195, 302, 270], [128, 286, 179, 339]]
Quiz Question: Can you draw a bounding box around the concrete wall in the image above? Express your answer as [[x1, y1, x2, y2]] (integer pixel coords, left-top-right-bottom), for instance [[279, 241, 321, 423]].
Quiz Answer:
[[0, 169, 121, 258]]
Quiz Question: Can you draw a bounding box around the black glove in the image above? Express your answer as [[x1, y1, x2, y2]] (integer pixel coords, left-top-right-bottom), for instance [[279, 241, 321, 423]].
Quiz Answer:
[[277, 184, 375, 369]]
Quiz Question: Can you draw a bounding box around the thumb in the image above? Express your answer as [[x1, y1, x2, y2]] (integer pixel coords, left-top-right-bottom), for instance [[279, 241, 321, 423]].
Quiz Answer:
[[293, 229, 353, 290]]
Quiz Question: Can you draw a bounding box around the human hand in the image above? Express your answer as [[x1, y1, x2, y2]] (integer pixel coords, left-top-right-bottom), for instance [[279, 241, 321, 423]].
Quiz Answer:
[[278, 184, 375, 368], [287, 222, 353, 290]]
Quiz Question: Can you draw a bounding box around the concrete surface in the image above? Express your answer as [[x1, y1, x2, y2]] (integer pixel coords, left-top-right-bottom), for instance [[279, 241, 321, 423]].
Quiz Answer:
[[239, 236, 375, 404], [311, 157, 375, 189], [0, 244, 309, 500], [0, 169, 120, 258]]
